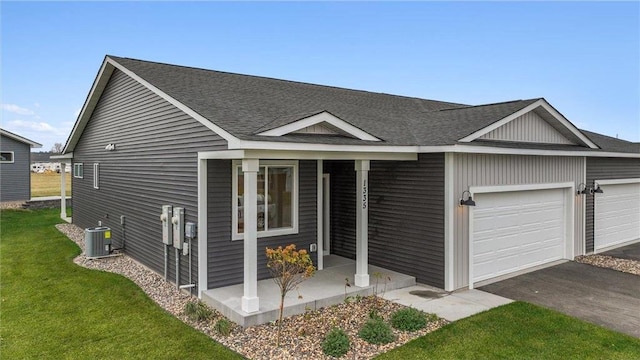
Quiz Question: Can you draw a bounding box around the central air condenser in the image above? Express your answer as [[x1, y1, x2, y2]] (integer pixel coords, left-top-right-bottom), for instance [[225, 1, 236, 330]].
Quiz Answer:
[[85, 226, 112, 258]]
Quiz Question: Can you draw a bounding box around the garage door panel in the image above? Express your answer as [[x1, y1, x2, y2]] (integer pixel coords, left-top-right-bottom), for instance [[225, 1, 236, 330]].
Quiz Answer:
[[472, 188, 566, 284], [595, 182, 640, 251]]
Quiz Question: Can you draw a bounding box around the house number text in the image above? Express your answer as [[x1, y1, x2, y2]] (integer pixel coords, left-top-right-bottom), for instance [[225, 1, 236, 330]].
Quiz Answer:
[[362, 179, 368, 209]]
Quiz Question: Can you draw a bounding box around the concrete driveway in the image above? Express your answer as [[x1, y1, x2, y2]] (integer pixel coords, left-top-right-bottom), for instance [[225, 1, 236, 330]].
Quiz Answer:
[[480, 261, 640, 338], [603, 241, 640, 261]]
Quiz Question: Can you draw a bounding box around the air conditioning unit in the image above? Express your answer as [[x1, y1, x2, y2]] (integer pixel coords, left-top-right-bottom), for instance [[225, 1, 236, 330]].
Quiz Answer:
[[85, 227, 112, 258]]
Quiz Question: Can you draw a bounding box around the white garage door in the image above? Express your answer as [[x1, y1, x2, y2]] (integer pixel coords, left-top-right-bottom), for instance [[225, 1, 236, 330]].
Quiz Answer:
[[594, 182, 640, 252], [472, 188, 566, 285]]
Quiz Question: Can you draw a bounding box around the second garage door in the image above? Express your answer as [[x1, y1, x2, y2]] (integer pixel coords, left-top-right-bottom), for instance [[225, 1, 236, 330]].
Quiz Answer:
[[594, 181, 640, 252], [471, 188, 567, 285]]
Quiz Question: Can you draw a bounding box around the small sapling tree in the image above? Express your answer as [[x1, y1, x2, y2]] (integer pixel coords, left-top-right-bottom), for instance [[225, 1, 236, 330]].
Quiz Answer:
[[266, 244, 316, 347]]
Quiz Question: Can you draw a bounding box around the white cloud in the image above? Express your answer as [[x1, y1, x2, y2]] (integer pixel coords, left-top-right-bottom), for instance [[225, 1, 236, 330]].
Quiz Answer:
[[9, 119, 69, 136], [1, 103, 35, 115]]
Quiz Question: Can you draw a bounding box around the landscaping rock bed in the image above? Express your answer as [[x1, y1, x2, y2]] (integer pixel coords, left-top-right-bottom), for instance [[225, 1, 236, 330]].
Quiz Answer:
[[575, 254, 640, 276], [0, 201, 26, 210], [57, 223, 447, 359]]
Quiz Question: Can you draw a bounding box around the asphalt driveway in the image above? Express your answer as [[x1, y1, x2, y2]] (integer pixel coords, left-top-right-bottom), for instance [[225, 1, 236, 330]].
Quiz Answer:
[[480, 261, 640, 338]]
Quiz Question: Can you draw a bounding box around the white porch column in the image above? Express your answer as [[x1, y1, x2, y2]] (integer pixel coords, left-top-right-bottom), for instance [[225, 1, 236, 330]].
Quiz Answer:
[[241, 158, 260, 313], [60, 161, 67, 219], [354, 160, 370, 287], [197, 158, 208, 298]]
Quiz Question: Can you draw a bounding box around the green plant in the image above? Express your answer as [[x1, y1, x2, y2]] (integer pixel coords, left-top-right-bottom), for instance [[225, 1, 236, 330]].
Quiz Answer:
[[369, 308, 382, 321], [344, 277, 351, 300], [391, 307, 428, 332], [266, 244, 316, 347], [358, 318, 396, 345], [183, 301, 214, 321], [214, 318, 233, 336], [322, 328, 350, 358]]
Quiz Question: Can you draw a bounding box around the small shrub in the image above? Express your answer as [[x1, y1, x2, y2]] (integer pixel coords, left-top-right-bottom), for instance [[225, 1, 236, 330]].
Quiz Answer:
[[358, 318, 396, 345], [183, 301, 213, 321], [214, 318, 232, 336], [369, 309, 382, 321], [391, 307, 428, 331], [322, 328, 350, 358]]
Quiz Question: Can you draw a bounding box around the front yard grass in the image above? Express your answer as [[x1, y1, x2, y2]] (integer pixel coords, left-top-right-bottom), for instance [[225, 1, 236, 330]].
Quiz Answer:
[[377, 301, 640, 359], [0, 208, 241, 359]]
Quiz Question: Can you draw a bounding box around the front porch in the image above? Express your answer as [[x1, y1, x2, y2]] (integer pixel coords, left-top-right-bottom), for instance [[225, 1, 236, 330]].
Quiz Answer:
[[201, 255, 416, 327]]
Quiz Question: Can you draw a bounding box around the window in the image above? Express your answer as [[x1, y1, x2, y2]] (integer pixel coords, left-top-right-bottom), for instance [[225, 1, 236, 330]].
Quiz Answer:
[[73, 163, 83, 178], [0, 151, 14, 163], [93, 163, 99, 189], [232, 160, 298, 240]]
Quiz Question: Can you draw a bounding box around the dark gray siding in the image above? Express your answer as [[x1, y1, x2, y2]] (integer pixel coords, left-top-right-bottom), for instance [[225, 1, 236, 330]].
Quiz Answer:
[[585, 157, 640, 252], [207, 160, 317, 289], [72, 69, 227, 291], [325, 154, 445, 288], [0, 134, 31, 201]]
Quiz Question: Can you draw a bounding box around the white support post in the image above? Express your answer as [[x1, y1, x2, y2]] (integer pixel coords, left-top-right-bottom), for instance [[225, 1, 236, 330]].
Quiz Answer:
[[354, 160, 370, 287], [241, 158, 260, 313], [316, 160, 323, 271], [60, 161, 67, 220], [197, 158, 208, 298]]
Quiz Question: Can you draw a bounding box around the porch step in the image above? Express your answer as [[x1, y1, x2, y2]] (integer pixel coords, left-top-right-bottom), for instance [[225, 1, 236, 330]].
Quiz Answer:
[[201, 258, 416, 328]]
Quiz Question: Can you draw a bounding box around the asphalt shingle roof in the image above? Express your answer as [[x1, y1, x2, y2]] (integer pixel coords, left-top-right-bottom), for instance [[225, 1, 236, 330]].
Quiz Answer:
[[107, 56, 638, 154]]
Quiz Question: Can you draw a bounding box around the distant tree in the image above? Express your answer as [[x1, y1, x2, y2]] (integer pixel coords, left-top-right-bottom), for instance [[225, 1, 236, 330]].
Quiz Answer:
[[51, 143, 63, 154]]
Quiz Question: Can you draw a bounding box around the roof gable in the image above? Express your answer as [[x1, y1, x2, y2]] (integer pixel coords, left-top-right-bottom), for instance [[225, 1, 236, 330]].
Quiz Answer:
[[458, 99, 599, 149], [257, 111, 380, 141], [0, 129, 42, 148], [479, 110, 575, 145]]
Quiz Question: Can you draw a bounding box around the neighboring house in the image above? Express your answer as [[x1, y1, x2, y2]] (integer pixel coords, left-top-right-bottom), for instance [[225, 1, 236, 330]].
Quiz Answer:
[[0, 129, 42, 202], [57, 56, 640, 314]]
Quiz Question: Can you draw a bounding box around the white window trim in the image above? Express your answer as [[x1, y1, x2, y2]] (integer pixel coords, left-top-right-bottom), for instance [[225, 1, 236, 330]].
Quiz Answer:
[[0, 151, 14, 163], [73, 163, 84, 178], [93, 163, 99, 189], [232, 160, 299, 241]]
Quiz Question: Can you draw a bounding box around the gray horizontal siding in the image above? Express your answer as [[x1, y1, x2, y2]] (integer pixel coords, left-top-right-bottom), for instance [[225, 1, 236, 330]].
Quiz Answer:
[[325, 155, 446, 288], [72, 69, 227, 293], [0, 135, 31, 201], [585, 157, 640, 253], [207, 159, 317, 289], [453, 153, 585, 289]]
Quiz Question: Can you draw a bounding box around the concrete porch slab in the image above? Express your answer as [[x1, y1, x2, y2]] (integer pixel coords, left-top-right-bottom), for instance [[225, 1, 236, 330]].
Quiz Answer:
[[201, 255, 415, 327], [381, 285, 513, 322]]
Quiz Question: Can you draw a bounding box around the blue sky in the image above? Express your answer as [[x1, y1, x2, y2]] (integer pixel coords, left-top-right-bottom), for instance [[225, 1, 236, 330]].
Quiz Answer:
[[2, 1, 639, 151]]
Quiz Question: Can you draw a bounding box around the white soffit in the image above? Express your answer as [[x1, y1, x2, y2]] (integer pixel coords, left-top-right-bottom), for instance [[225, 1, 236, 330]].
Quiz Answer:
[[458, 99, 599, 149], [258, 111, 381, 141]]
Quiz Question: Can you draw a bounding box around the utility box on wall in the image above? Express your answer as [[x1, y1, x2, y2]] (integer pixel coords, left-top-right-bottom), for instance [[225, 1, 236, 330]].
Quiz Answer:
[[85, 226, 112, 258]]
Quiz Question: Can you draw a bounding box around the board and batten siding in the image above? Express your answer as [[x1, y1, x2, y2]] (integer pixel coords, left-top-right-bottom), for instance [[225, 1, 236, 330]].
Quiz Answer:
[[480, 111, 574, 144], [206, 159, 317, 289], [0, 134, 31, 201], [452, 153, 585, 289], [585, 157, 640, 253], [325, 155, 446, 288], [72, 69, 227, 292]]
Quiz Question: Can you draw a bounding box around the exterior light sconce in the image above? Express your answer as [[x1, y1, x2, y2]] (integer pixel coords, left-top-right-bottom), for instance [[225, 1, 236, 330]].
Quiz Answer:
[[105, 143, 116, 151], [576, 183, 590, 195], [591, 183, 604, 194], [459, 190, 476, 206]]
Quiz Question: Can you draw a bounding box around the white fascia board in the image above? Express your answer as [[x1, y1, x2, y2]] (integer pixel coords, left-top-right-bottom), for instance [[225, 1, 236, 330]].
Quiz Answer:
[[596, 178, 640, 186], [199, 149, 417, 161], [50, 152, 74, 160], [458, 99, 599, 149], [0, 129, 42, 148], [107, 58, 241, 146], [470, 181, 575, 195], [257, 111, 381, 141], [226, 140, 639, 158]]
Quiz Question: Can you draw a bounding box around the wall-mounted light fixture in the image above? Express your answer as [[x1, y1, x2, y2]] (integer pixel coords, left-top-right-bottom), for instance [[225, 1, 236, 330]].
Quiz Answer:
[[591, 182, 604, 194], [459, 190, 476, 206], [105, 143, 116, 151], [576, 183, 590, 195]]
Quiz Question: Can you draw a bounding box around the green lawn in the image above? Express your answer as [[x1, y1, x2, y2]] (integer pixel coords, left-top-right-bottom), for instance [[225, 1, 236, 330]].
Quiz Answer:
[[378, 301, 640, 359], [0, 208, 242, 359]]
